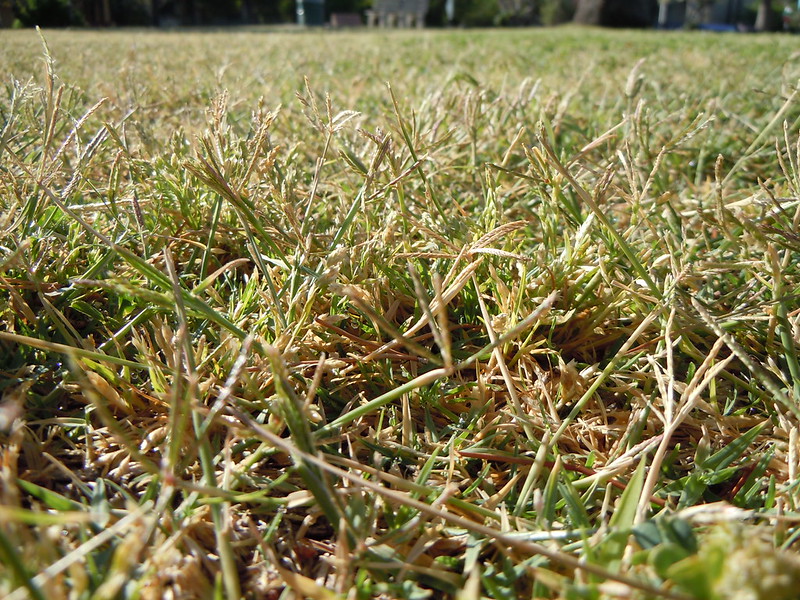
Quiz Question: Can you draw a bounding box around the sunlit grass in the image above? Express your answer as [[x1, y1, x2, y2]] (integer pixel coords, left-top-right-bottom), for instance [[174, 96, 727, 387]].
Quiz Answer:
[[1, 25, 800, 600]]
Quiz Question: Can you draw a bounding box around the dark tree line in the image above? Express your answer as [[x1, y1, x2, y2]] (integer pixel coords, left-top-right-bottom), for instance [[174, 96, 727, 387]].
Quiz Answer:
[[2, 0, 294, 27], [0, 0, 784, 29], [573, 0, 780, 30], [2, 0, 564, 28]]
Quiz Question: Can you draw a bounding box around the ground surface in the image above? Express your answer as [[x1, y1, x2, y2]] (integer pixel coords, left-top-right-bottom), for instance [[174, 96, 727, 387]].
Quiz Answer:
[[1, 26, 800, 600]]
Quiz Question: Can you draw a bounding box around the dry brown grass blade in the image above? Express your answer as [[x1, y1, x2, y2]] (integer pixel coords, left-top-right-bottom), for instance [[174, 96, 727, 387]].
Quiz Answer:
[[224, 405, 691, 600], [471, 272, 537, 440], [691, 296, 799, 419], [6, 502, 155, 600], [635, 337, 733, 523], [357, 257, 484, 364]]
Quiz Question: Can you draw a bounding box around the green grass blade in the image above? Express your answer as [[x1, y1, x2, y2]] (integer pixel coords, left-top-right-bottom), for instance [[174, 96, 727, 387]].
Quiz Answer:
[[0, 527, 46, 600]]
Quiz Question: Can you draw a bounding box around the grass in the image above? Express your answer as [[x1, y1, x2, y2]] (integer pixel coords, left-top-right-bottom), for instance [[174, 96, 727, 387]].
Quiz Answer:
[[1, 24, 800, 599]]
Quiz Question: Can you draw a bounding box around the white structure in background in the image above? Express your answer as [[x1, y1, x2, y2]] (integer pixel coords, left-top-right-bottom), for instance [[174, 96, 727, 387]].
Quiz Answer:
[[366, 0, 430, 27], [658, 0, 669, 26], [445, 0, 455, 23]]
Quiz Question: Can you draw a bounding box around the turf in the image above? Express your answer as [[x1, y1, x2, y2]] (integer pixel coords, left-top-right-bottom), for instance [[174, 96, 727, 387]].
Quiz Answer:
[[1, 25, 800, 599]]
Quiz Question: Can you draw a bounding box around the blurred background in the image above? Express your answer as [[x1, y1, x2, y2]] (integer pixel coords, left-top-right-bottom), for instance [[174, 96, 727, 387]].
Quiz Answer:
[[0, 0, 796, 33]]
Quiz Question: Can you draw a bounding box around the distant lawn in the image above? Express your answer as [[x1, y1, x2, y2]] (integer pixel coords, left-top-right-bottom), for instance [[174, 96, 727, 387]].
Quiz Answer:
[[1, 26, 800, 600]]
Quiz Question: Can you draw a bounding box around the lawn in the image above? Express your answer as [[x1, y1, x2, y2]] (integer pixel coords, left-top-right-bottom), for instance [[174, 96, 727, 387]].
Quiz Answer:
[[1, 25, 800, 599]]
